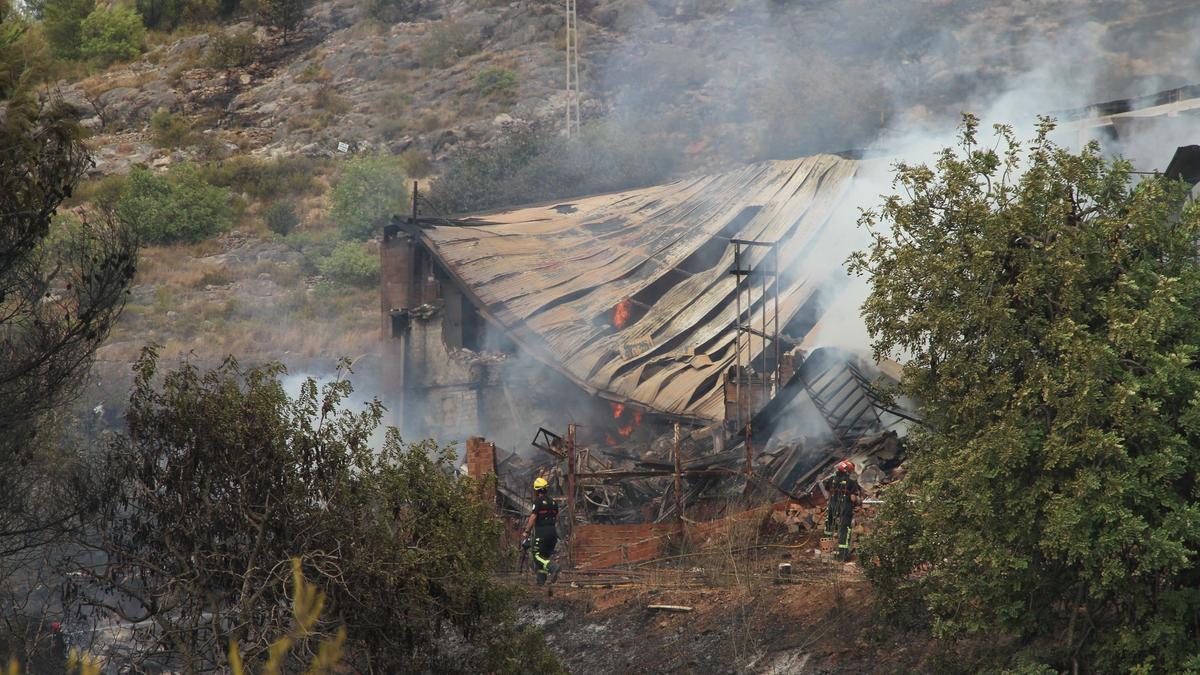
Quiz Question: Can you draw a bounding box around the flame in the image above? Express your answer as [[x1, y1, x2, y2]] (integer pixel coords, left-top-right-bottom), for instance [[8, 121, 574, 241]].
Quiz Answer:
[[613, 298, 633, 329], [605, 433, 618, 446], [614, 407, 643, 438], [611, 402, 625, 419]]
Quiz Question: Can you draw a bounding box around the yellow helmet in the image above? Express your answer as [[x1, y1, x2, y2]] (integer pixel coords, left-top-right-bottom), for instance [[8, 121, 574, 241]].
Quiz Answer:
[[533, 477, 549, 491]]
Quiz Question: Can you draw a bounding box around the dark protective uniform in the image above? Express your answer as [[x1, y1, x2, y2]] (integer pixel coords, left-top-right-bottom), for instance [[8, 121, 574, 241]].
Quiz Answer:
[[531, 495, 559, 579], [824, 471, 862, 561]]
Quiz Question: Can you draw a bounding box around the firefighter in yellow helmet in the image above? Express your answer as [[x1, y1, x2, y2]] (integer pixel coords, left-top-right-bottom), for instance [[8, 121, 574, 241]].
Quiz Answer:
[[824, 460, 863, 561], [522, 476, 561, 586]]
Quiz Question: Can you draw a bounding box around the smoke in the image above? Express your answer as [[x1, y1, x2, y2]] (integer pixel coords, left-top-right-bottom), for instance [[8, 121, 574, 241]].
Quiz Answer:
[[748, 3, 1200, 363], [281, 357, 394, 449], [588, 0, 1200, 173]]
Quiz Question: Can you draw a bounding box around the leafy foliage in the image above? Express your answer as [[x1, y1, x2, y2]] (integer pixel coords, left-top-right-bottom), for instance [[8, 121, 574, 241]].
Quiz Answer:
[[79, 5, 146, 66], [136, 0, 224, 28], [198, 155, 324, 200], [854, 116, 1200, 672], [204, 28, 257, 69], [116, 164, 233, 244], [0, 61, 136, 492], [41, 0, 93, 59], [475, 66, 516, 97], [419, 21, 480, 68], [428, 125, 679, 214], [257, 0, 308, 43], [73, 352, 560, 672], [0, 35, 136, 663], [361, 0, 426, 24], [329, 154, 407, 239], [148, 108, 194, 148], [228, 560, 346, 675], [135, 0, 184, 30], [317, 240, 378, 288], [263, 201, 299, 236], [0, 2, 51, 98]]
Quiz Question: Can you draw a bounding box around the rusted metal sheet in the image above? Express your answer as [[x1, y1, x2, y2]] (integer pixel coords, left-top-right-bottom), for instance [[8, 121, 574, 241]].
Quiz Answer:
[[416, 155, 860, 420]]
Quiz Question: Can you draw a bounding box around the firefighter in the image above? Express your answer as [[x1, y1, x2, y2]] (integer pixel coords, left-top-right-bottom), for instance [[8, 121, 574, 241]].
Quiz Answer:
[[522, 476, 561, 586], [824, 460, 862, 561]]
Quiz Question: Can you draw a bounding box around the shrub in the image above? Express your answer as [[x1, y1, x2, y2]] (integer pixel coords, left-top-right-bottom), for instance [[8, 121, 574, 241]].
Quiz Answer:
[[295, 61, 327, 83], [79, 6, 146, 65], [474, 66, 516, 97], [329, 154, 407, 239], [75, 172, 128, 213], [397, 148, 432, 179], [312, 87, 350, 115], [148, 108, 193, 148], [418, 21, 480, 69], [257, 0, 308, 43], [263, 201, 299, 236], [135, 0, 184, 30], [204, 29, 256, 69], [116, 164, 233, 244], [75, 352, 561, 671], [855, 117, 1200, 672], [317, 240, 379, 288], [41, 0, 94, 59], [428, 124, 679, 214], [1, 12, 55, 96], [198, 155, 323, 199], [362, 0, 425, 24]]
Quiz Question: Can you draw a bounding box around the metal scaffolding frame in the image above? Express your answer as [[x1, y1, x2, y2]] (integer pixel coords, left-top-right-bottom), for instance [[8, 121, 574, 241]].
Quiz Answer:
[[729, 238, 780, 474]]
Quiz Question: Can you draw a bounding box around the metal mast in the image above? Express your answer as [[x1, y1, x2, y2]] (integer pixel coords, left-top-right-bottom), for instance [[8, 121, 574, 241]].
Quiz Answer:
[[564, 0, 581, 137]]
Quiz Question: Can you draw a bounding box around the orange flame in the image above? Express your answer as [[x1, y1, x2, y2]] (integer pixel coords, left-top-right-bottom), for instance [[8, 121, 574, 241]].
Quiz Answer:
[[611, 402, 625, 419], [613, 407, 643, 438], [613, 298, 633, 329]]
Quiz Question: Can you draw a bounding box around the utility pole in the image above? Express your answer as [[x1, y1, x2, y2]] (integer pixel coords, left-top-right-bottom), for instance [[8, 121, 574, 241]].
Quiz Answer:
[[564, 0, 581, 137]]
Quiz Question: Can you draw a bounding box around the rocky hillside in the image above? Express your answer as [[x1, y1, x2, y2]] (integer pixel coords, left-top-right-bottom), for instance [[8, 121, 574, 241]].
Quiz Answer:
[[58, 0, 1200, 178]]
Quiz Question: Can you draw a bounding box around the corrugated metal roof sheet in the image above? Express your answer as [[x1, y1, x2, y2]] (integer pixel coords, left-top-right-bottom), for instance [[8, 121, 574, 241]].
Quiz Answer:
[[416, 154, 860, 422]]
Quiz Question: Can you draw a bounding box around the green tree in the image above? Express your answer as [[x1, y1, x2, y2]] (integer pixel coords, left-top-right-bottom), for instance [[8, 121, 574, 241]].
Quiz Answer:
[[0, 21, 53, 100], [148, 108, 193, 148], [317, 240, 378, 288], [0, 25, 136, 667], [329, 154, 407, 240], [134, 0, 184, 29], [79, 5, 145, 65], [257, 0, 307, 44], [116, 164, 232, 244], [41, 0, 94, 60], [72, 351, 560, 672], [854, 116, 1200, 672], [475, 66, 516, 97], [263, 201, 298, 236]]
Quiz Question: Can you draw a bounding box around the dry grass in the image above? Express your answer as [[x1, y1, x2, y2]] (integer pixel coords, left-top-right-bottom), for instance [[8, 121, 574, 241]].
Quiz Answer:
[[80, 70, 160, 99], [110, 240, 380, 370]]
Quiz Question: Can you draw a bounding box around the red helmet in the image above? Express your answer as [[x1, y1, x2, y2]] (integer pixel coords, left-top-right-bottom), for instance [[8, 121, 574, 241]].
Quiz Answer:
[[836, 460, 855, 474]]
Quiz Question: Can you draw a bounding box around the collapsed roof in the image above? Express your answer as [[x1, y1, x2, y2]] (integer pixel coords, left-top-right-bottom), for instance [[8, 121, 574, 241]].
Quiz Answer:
[[409, 154, 861, 422]]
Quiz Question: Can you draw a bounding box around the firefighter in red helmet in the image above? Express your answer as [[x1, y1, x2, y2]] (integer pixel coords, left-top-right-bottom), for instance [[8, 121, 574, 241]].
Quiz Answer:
[[824, 460, 862, 561]]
